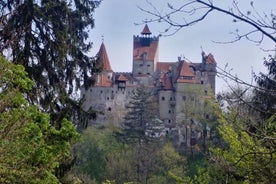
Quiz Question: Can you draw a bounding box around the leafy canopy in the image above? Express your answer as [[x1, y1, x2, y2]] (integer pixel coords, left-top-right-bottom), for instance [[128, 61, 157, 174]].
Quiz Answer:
[[0, 56, 80, 183]]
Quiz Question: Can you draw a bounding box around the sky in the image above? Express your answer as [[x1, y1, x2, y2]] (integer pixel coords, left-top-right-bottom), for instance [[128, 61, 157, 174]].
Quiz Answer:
[[89, 0, 275, 93]]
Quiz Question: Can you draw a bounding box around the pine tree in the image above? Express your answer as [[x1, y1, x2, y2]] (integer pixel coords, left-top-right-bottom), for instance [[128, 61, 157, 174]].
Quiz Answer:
[[0, 0, 101, 126], [122, 87, 161, 143], [254, 55, 276, 119]]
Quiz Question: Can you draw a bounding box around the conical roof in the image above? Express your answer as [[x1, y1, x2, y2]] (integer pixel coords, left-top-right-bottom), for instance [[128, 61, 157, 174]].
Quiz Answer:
[[141, 24, 152, 35], [98, 42, 112, 71]]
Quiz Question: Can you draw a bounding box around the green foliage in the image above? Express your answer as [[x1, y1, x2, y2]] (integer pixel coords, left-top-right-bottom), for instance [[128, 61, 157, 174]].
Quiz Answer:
[[73, 125, 128, 182], [154, 142, 189, 184], [208, 102, 276, 183], [0, 0, 101, 126], [0, 56, 80, 183]]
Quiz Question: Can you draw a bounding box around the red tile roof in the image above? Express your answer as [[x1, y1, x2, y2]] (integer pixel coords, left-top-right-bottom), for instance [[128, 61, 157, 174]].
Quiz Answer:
[[98, 42, 113, 71], [179, 61, 195, 77], [133, 41, 158, 61], [206, 54, 216, 65], [157, 62, 174, 72], [177, 61, 199, 84], [160, 72, 173, 90], [117, 74, 128, 81], [141, 24, 151, 35]]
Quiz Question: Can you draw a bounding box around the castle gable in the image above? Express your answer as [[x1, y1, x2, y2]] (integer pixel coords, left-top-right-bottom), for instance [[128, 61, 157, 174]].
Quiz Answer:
[[176, 61, 200, 84]]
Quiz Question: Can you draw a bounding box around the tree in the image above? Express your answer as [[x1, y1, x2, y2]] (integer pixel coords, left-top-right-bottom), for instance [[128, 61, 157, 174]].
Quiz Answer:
[[206, 101, 276, 183], [0, 56, 79, 183], [254, 55, 276, 119], [154, 142, 189, 183], [0, 0, 101, 126], [122, 87, 162, 143], [139, 0, 275, 43]]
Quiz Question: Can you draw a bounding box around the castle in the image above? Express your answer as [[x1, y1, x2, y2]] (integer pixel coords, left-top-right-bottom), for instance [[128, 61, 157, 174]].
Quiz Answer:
[[81, 25, 217, 149]]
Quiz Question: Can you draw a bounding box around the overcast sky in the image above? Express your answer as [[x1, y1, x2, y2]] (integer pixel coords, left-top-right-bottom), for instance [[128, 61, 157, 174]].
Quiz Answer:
[[89, 0, 275, 93]]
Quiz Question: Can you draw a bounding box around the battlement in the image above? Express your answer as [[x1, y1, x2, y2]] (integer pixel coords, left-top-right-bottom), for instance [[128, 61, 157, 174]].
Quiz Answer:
[[133, 35, 159, 43]]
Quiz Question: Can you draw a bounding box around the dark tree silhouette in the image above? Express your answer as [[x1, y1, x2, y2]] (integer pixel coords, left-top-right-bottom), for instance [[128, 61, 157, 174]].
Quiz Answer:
[[0, 0, 101, 126]]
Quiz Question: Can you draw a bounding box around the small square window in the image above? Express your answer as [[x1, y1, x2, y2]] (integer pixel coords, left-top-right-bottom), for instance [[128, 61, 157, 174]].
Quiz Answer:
[[161, 97, 165, 101]]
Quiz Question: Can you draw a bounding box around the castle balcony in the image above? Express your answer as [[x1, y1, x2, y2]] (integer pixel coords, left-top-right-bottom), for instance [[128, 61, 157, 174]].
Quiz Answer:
[[118, 82, 126, 88]]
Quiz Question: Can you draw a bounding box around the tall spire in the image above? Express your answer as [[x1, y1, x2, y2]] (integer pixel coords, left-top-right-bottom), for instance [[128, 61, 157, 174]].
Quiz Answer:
[[141, 24, 152, 35], [98, 42, 112, 71]]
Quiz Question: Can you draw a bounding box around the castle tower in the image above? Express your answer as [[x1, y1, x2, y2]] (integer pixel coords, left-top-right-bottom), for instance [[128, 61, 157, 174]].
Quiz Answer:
[[132, 24, 159, 84], [201, 51, 217, 92], [95, 42, 113, 87]]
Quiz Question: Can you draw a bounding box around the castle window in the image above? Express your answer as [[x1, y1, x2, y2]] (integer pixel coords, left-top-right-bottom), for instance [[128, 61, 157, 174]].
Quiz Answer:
[[168, 119, 171, 123], [182, 96, 186, 101], [147, 64, 151, 67], [147, 73, 150, 75], [139, 64, 143, 66], [170, 97, 173, 101], [108, 107, 112, 111], [168, 110, 171, 114], [161, 97, 165, 101], [100, 90, 103, 94], [138, 72, 142, 75], [201, 80, 204, 84], [204, 90, 208, 95], [107, 97, 109, 100], [205, 114, 209, 119]]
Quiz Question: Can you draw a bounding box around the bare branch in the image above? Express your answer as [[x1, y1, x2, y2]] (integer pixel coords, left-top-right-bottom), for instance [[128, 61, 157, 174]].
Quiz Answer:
[[140, 0, 276, 42]]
